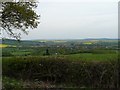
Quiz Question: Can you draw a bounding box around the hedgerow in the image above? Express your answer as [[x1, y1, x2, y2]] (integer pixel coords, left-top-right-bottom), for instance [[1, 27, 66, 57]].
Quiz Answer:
[[2, 56, 118, 88]]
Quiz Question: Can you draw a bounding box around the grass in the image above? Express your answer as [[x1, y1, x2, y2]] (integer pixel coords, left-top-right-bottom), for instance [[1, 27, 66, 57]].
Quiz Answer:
[[2, 53, 118, 62], [12, 51, 31, 56], [64, 53, 118, 62], [83, 42, 92, 45], [0, 44, 16, 48], [0, 44, 8, 48]]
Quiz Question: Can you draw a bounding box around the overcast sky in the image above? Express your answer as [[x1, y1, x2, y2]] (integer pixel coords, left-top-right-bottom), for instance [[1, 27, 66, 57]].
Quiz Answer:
[[21, 0, 118, 40]]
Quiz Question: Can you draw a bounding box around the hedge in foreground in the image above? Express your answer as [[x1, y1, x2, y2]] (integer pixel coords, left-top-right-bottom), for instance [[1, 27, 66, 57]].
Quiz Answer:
[[2, 56, 118, 88]]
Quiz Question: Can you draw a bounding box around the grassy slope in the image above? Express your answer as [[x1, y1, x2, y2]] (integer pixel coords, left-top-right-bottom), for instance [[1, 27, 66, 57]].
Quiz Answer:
[[3, 53, 118, 62], [64, 53, 118, 61]]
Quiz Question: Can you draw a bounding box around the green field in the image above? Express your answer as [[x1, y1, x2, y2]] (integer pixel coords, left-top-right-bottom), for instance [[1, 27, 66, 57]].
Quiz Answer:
[[1, 39, 119, 89], [68, 53, 116, 62]]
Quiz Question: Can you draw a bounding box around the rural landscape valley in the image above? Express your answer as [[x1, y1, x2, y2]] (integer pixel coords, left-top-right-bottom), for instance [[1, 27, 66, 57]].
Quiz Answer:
[[1, 38, 119, 89], [0, 0, 119, 89]]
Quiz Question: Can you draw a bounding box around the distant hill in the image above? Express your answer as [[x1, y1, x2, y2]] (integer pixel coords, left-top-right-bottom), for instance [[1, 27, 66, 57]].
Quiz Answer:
[[1, 39, 44, 47], [83, 38, 118, 40], [0, 38, 118, 47]]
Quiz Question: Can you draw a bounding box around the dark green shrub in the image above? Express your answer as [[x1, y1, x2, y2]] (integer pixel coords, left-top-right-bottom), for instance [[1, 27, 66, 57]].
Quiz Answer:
[[2, 76, 23, 89], [2, 56, 118, 88]]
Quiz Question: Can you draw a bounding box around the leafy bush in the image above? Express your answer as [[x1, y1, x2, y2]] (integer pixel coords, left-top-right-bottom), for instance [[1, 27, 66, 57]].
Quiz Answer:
[[2, 56, 118, 88], [2, 76, 23, 89]]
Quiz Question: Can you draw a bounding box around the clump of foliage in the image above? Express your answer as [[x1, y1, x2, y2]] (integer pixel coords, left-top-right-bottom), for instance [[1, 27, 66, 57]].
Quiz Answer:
[[2, 56, 118, 88], [2, 76, 23, 89], [1, 2, 40, 39]]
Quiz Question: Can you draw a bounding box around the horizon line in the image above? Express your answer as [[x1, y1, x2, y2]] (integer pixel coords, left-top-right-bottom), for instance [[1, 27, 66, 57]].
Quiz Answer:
[[1, 37, 119, 40]]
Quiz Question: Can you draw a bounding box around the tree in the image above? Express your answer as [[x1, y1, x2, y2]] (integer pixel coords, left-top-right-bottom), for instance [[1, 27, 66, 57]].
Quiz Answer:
[[0, 1, 40, 40], [45, 48, 50, 55]]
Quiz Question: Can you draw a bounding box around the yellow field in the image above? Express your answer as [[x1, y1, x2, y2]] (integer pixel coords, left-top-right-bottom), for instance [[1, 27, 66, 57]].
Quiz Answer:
[[83, 42, 92, 45], [53, 40, 67, 43], [0, 44, 8, 48]]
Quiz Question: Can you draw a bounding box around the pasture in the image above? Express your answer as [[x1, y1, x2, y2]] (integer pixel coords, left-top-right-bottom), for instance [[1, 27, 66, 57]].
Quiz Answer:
[[0, 44, 8, 48]]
